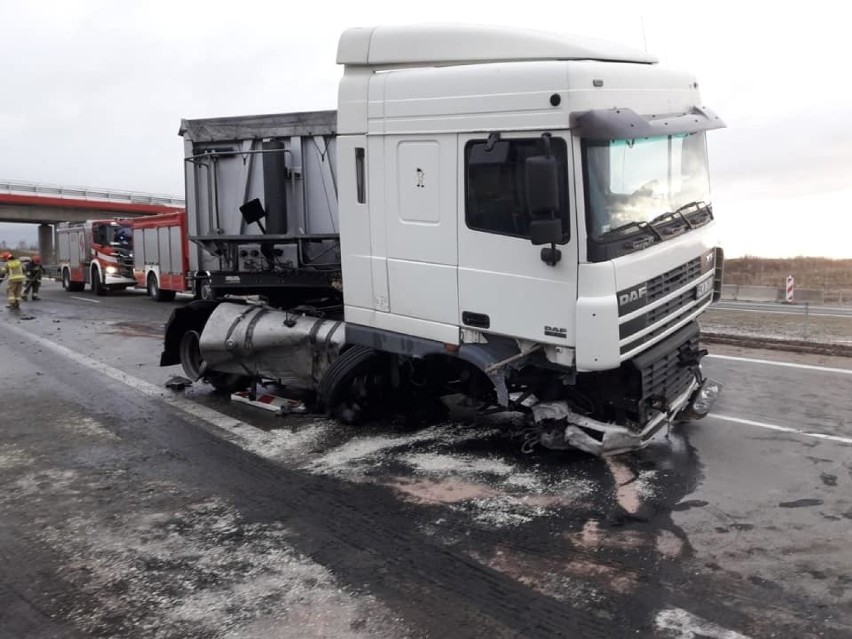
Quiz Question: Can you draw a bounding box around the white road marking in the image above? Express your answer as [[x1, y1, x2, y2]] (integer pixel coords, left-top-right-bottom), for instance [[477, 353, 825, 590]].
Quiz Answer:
[[656, 608, 750, 638], [71, 296, 100, 304], [0, 320, 255, 447], [707, 354, 852, 376], [711, 414, 852, 445]]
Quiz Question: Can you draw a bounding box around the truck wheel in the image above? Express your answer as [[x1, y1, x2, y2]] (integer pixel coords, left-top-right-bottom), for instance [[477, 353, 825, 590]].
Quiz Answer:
[[317, 346, 389, 424], [91, 268, 106, 296], [63, 268, 84, 292], [179, 330, 250, 393], [148, 273, 176, 302]]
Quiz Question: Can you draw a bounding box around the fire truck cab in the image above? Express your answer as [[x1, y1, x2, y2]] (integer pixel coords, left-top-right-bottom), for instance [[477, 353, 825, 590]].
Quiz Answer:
[[56, 219, 136, 295]]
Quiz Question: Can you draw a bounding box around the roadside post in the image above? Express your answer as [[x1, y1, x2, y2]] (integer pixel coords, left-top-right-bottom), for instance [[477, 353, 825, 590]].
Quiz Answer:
[[786, 275, 795, 303]]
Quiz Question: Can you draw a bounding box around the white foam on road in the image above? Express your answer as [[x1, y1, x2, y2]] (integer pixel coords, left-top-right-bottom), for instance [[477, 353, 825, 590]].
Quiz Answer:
[[707, 353, 852, 376], [656, 607, 750, 638]]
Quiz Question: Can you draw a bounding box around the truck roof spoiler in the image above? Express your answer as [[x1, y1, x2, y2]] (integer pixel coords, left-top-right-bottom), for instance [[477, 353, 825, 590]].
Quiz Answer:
[[571, 106, 726, 140], [337, 24, 657, 68]]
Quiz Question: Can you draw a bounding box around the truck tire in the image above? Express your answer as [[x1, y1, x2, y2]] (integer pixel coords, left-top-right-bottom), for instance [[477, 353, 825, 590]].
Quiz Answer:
[[148, 272, 176, 302], [63, 268, 84, 292], [317, 346, 389, 424], [178, 330, 250, 393], [91, 267, 106, 296]]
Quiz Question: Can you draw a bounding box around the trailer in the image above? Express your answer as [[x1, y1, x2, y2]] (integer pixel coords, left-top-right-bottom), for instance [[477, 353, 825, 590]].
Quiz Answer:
[[131, 210, 191, 301], [56, 219, 135, 294], [162, 25, 725, 456]]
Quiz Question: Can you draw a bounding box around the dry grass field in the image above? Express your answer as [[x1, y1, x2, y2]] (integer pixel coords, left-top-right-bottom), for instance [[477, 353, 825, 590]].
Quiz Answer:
[[725, 257, 852, 303]]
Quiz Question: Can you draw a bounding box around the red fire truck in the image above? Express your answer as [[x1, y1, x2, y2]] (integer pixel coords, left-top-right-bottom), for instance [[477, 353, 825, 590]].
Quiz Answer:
[[131, 210, 191, 301], [56, 219, 136, 294]]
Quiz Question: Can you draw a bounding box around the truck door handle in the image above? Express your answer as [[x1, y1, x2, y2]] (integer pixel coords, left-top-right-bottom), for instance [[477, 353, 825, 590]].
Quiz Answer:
[[462, 311, 490, 329]]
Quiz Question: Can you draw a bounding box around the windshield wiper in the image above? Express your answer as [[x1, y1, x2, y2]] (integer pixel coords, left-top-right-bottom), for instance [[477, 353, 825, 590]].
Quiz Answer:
[[650, 200, 713, 231], [600, 220, 663, 242]]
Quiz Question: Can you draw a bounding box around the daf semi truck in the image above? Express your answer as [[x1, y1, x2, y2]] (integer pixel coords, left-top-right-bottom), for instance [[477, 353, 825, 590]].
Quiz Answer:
[[161, 25, 725, 455]]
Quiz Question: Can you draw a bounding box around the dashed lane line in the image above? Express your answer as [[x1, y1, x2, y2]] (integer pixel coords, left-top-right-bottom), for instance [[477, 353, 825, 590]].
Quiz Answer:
[[711, 414, 852, 445]]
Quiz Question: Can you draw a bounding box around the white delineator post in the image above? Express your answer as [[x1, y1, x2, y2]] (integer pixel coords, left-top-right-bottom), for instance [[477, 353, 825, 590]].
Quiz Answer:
[[786, 275, 795, 303]]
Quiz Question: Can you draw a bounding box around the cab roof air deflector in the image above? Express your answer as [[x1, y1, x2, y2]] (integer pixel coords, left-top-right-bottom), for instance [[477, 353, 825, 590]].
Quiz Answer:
[[571, 106, 725, 140]]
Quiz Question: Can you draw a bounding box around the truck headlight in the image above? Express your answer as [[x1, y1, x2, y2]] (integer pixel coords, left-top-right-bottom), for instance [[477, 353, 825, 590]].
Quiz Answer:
[[106, 266, 117, 274]]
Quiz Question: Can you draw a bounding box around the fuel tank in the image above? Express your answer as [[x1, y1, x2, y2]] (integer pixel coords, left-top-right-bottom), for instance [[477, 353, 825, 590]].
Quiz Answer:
[[199, 302, 345, 389]]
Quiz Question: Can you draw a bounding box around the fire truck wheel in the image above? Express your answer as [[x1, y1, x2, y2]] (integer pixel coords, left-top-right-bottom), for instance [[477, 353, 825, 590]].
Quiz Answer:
[[62, 268, 84, 292], [91, 268, 106, 296], [148, 273, 176, 302]]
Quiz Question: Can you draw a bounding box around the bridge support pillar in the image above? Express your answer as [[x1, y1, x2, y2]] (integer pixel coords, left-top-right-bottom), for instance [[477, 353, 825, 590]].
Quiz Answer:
[[38, 223, 54, 264]]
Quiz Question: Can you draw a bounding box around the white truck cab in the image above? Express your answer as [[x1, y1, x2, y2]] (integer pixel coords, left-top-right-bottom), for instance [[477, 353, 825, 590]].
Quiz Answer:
[[164, 25, 725, 456]]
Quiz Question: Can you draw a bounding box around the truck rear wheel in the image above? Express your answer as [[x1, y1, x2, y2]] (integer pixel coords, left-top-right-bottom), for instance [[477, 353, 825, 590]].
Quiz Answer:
[[148, 272, 176, 302], [317, 346, 389, 424], [63, 268, 84, 292], [179, 329, 250, 393]]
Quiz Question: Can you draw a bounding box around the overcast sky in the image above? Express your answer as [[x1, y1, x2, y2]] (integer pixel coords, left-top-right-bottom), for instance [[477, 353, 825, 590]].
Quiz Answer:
[[2, 0, 850, 259]]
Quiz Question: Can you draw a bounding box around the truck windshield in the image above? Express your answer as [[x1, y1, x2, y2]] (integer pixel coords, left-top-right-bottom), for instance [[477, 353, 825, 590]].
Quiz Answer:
[[583, 132, 711, 240], [100, 223, 133, 248]]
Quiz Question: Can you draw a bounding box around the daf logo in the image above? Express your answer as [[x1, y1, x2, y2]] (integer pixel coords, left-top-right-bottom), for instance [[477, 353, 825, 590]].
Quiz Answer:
[[619, 285, 647, 306], [705, 252, 714, 265]]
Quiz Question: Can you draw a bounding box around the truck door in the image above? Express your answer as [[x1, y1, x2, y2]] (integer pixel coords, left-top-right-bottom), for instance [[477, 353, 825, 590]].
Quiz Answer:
[[384, 134, 459, 328], [457, 133, 578, 346]]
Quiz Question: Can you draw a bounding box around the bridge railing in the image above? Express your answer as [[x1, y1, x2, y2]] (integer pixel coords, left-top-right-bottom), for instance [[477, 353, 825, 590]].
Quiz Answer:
[[0, 179, 184, 208]]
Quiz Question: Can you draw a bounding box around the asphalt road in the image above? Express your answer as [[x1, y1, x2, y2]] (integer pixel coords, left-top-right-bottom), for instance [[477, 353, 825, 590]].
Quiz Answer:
[[1, 281, 850, 638]]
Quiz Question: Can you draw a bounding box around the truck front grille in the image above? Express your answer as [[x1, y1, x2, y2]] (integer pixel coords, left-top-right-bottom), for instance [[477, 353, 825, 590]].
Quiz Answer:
[[618, 252, 713, 355], [644, 257, 702, 305]]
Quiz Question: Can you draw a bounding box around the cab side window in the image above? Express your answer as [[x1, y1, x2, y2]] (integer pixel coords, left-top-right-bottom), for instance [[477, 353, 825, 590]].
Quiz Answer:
[[464, 137, 569, 241]]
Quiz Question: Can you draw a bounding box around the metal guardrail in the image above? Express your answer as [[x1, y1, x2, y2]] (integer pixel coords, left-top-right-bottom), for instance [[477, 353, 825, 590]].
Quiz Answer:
[[0, 179, 184, 208]]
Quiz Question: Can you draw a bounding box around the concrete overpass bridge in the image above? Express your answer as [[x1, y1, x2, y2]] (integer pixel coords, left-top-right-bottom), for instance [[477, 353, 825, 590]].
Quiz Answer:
[[0, 179, 184, 263]]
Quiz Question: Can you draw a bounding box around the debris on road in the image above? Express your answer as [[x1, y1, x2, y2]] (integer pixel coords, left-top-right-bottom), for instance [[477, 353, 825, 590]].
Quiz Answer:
[[164, 376, 193, 391], [230, 390, 307, 415]]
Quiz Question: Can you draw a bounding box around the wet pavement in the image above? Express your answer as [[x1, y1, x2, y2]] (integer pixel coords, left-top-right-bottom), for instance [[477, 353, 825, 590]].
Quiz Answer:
[[1, 281, 851, 638]]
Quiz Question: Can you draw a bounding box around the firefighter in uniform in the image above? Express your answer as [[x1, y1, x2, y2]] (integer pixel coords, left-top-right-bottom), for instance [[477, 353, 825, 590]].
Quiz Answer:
[[1, 251, 25, 309], [22, 255, 44, 301]]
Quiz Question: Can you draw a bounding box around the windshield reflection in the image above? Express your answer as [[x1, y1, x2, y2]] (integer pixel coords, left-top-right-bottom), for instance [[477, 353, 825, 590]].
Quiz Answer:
[[583, 133, 711, 239]]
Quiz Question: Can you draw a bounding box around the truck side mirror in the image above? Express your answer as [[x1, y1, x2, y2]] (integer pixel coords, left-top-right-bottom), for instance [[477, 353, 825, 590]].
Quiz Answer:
[[529, 218, 563, 246], [525, 155, 559, 217]]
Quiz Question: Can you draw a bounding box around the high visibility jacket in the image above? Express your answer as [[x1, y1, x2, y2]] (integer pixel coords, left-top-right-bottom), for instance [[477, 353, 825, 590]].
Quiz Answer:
[[4, 258, 25, 282]]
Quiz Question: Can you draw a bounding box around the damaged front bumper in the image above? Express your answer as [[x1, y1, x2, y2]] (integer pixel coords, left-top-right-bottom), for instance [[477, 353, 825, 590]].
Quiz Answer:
[[532, 377, 722, 456]]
